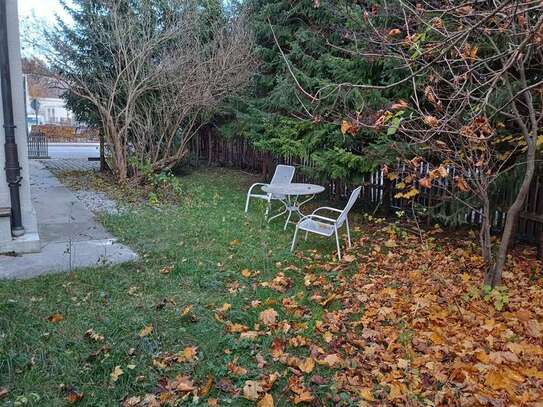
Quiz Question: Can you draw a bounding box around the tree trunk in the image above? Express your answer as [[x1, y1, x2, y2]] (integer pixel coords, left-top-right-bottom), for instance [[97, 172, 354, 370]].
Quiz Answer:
[[480, 195, 493, 266], [485, 142, 536, 287]]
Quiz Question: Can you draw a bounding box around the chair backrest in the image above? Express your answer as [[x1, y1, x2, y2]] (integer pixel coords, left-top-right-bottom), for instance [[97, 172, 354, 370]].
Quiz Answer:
[[270, 165, 295, 185], [337, 186, 362, 226]]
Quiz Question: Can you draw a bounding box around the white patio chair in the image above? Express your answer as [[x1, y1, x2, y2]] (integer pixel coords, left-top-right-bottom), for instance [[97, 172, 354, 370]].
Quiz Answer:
[[245, 164, 295, 217], [291, 186, 361, 260]]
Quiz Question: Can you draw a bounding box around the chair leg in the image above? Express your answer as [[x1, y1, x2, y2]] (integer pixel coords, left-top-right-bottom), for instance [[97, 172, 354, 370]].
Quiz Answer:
[[291, 226, 300, 252], [245, 193, 251, 213], [304, 231, 308, 241], [346, 218, 352, 248], [334, 228, 341, 261], [265, 197, 271, 220]]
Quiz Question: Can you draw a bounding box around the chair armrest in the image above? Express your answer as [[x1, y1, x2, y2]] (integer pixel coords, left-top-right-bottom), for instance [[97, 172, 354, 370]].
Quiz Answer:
[[300, 214, 337, 224], [247, 183, 269, 194], [312, 206, 342, 216]]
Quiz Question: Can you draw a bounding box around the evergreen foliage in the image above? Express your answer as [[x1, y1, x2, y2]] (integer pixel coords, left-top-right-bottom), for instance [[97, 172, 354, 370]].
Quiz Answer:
[[222, 0, 411, 182]]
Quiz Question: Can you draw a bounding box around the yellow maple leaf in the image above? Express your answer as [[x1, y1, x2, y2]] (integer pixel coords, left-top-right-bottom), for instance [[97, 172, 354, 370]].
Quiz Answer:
[[138, 325, 153, 337], [110, 366, 124, 382], [297, 357, 315, 373]]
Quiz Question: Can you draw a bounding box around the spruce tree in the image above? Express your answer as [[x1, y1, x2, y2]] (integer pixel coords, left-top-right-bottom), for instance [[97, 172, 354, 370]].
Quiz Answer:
[[223, 0, 411, 183]]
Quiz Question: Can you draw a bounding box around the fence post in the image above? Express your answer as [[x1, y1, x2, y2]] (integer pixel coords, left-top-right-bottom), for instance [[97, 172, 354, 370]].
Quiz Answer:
[[382, 175, 392, 215]]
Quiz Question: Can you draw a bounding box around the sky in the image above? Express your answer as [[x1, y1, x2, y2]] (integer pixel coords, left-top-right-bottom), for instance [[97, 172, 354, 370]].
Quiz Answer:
[[18, 0, 69, 24]]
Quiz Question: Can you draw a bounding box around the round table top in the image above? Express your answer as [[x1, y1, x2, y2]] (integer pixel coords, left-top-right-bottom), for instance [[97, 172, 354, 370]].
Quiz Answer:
[[262, 183, 325, 196]]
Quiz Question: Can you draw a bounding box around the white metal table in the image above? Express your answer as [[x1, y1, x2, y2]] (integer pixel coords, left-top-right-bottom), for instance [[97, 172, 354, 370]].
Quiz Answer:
[[262, 183, 325, 230]]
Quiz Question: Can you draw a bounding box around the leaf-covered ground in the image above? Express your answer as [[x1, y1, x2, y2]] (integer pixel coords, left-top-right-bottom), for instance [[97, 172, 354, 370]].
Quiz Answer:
[[1, 168, 542, 406]]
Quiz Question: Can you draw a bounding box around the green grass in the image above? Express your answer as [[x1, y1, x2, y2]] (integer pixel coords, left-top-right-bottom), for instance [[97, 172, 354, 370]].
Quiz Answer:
[[0, 168, 353, 406]]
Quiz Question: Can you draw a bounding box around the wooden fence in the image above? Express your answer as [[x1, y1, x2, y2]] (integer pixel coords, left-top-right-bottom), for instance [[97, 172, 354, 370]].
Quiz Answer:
[[27, 132, 49, 159], [190, 133, 543, 246]]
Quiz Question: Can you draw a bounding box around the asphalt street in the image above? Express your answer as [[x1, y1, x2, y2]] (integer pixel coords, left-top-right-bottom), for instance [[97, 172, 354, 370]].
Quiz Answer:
[[48, 143, 100, 159]]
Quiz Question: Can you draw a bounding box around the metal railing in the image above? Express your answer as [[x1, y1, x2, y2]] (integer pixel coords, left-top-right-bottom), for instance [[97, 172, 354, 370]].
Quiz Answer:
[[27, 132, 49, 159]]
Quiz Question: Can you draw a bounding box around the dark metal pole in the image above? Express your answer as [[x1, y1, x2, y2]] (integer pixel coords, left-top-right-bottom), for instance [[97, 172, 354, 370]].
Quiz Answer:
[[0, 0, 24, 237]]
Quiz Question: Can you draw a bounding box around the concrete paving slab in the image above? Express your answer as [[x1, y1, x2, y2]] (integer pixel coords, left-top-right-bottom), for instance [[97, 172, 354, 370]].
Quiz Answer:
[[0, 161, 137, 279]]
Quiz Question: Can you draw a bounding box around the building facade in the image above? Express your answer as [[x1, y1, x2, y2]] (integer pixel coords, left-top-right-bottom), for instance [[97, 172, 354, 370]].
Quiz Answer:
[[25, 74, 74, 127], [0, 0, 40, 253]]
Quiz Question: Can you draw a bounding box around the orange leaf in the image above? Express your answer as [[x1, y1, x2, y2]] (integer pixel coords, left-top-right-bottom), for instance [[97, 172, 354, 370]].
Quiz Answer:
[[419, 177, 432, 189], [199, 375, 214, 397], [47, 313, 64, 323], [388, 28, 401, 37], [454, 176, 470, 192], [257, 393, 274, 407]]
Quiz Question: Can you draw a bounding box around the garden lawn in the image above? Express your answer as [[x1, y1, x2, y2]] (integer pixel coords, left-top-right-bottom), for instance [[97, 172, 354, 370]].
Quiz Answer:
[[1, 168, 543, 406]]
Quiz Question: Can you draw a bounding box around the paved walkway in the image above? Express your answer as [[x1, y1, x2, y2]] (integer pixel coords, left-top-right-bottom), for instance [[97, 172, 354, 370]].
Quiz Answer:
[[42, 158, 100, 173], [0, 160, 137, 279]]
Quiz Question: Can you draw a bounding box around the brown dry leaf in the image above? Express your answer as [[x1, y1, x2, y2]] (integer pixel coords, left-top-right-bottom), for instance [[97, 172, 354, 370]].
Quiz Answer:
[[199, 375, 213, 397], [388, 382, 405, 400], [241, 269, 252, 278], [207, 399, 219, 407], [225, 322, 248, 333], [258, 393, 274, 407], [288, 376, 314, 404], [174, 375, 196, 392], [110, 366, 124, 382], [526, 319, 542, 338], [65, 390, 84, 404], [419, 176, 432, 189], [390, 100, 408, 110], [243, 380, 263, 401], [317, 354, 343, 368], [259, 308, 278, 326], [454, 176, 470, 192], [138, 325, 153, 337], [484, 370, 516, 392], [261, 272, 292, 292], [159, 266, 172, 274], [297, 357, 315, 373], [121, 396, 141, 407], [293, 391, 314, 404], [216, 303, 231, 313], [270, 338, 284, 359], [342, 254, 356, 263], [256, 353, 267, 369], [423, 115, 439, 128], [84, 329, 104, 342], [359, 387, 374, 401], [152, 357, 167, 369], [178, 346, 198, 362], [388, 28, 401, 37], [180, 304, 193, 316], [47, 313, 64, 323], [228, 362, 248, 376], [0, 388, 8, 399], [240, 331, 259, 340], [340, 120, 358, 136]]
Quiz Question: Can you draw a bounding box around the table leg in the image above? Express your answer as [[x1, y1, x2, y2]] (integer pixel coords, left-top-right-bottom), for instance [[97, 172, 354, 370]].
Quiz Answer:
[[267, 198, 288, 223], [284, 195, 298, 230]]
